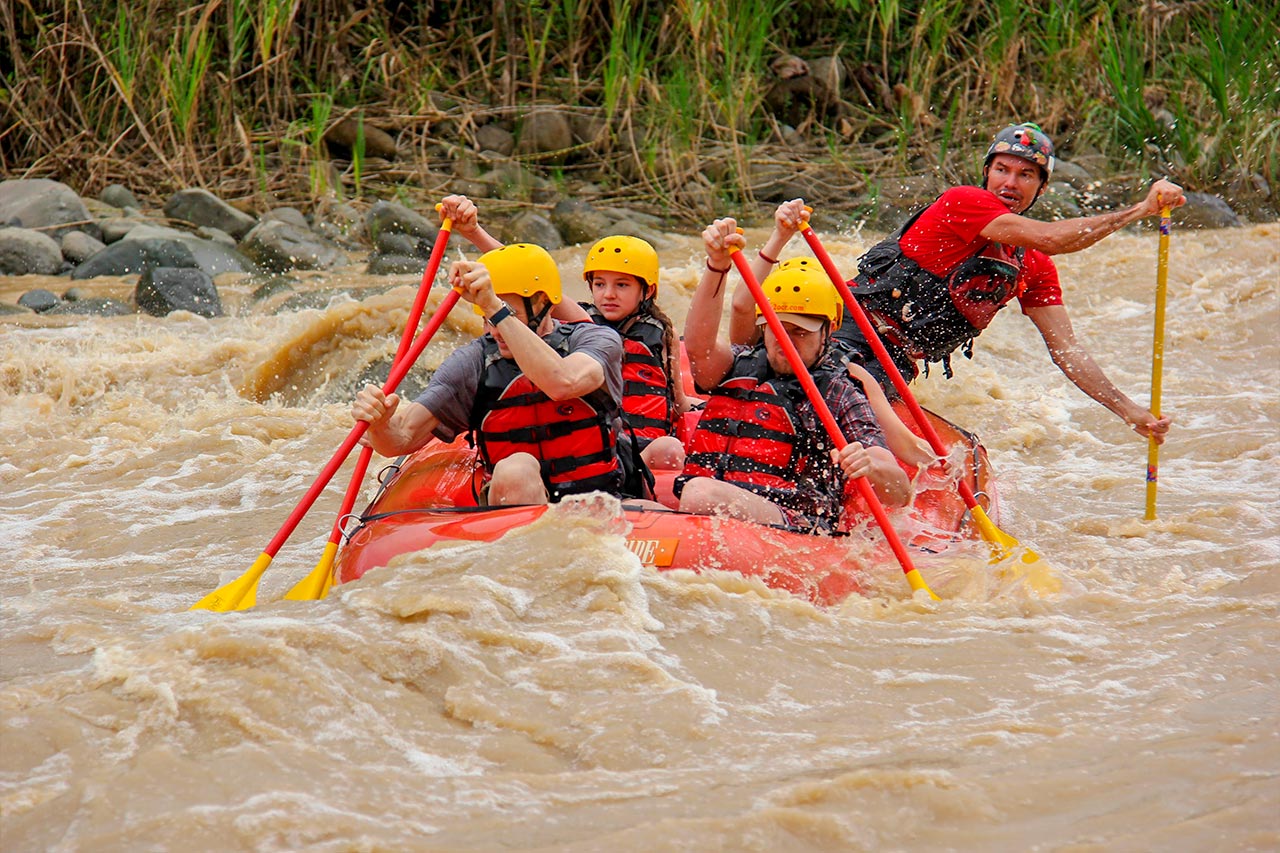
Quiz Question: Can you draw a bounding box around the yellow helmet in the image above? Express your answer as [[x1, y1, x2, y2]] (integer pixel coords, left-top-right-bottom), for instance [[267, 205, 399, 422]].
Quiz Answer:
[[583, 235, 660, 295], [756, 257, 842, 331], [474, 243, 562, 315]]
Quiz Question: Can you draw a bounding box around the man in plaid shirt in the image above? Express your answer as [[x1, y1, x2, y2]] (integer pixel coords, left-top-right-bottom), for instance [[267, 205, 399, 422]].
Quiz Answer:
[[675, 218, 910, 533]]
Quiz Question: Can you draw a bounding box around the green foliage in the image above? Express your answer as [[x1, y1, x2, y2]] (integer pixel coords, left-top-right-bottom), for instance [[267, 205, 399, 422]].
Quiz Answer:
[[4, 0, 1277, 210]]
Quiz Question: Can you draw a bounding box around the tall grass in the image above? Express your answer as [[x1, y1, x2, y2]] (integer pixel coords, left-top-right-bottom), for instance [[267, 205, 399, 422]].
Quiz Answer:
[[3, 0, 1276, 218]]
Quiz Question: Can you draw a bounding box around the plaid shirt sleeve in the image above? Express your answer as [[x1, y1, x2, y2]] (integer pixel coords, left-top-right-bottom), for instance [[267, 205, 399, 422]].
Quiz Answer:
[[801, 374, 888, 451]]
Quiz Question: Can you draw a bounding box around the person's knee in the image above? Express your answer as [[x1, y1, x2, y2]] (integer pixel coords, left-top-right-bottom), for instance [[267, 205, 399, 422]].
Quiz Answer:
[[678, 476, 717, 513], [641, 436, 685, 471], [488, 454, 548, 505]]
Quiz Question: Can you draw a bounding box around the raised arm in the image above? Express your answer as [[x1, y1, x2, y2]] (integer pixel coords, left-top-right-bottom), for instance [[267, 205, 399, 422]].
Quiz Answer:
[[440, 194, 504, 252], [684, 218, 744, 390], [981, 179, 1185, 255], [454, 260, 605, 401], [1026, 304, 1171, 444], [729, 199, 807, 345]]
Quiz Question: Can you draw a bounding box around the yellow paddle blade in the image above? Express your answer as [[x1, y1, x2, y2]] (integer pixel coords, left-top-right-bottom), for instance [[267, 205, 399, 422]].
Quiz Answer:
[[190, 551, 271, 612], [904, 568, 941, 601], [968, 506, 1062, 595], [284, 542, 337, 602]]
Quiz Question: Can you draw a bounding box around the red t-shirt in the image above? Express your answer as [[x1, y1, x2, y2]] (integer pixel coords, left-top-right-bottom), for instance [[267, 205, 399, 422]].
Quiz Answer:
[[898, 186, 1063, 312]]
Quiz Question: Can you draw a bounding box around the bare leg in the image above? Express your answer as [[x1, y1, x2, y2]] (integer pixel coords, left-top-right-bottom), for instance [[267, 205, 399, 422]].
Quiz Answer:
[[487, 453, 549, 505], [677, 476, 785, 525], [640, 435, 686, 471]]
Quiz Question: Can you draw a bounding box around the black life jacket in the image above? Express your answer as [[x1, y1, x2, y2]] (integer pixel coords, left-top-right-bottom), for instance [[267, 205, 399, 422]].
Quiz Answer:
[[845, 199, 1026, 377], [675, 347, 844, 522], [584, 303, 675, 442], [470, 324, 624, 500]]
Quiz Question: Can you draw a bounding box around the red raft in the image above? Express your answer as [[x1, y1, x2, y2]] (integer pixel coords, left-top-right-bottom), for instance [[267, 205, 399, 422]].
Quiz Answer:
[[333, 402, 997, 605]]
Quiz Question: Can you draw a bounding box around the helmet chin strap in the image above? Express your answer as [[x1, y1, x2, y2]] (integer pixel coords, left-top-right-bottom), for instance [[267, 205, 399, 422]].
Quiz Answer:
[[524, 296, 552, 332]]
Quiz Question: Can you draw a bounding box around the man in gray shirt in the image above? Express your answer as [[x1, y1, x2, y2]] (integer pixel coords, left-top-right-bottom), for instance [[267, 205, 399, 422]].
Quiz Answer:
[[352, 243, 629, 504]]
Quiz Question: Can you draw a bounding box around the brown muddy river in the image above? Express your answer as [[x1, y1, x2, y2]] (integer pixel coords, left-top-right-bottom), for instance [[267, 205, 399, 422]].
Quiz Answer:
[[1, 220, 1277, 851]]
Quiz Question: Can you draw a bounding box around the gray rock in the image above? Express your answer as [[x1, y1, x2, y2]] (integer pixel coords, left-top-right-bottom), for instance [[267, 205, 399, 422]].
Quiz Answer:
[[264, 206, 311, 229], [100, 184, 140, 210], [0, 179, 98, 240], [135, 267, 223, 317], [163, 189, 257, 239], [196, 226, 237, 247], [483, 159, 553, 203], [239, 220, 346, 273], [100, 217, 141, 243], [250, 276, 298, 303], [366, 253, 426, 275], [550, 199, 614, 245], [1050, 159, 1096, 192], [517, 109, 574, 160], [0, 227, 65, 275], [45, 297, 134, 316], [375, 231, 418, 256], [62, 286, 89, 302], [1176, 192, 1241, 229], [1225, 169, 1276, 222], [499, 212, 565, 250], [366, 200, 437, 243], [475, 124, 516, 156], [603, 218, 666, 249], [1029, 182, 1082, 221], [18, 289, 61, 313], [120, 223, 196, 242], [876, 174, 941, 208], [72, 236, 257, 279], [570, 114, 606, 148], [61, 230, 106, 264], [0, 302, 32, 315]]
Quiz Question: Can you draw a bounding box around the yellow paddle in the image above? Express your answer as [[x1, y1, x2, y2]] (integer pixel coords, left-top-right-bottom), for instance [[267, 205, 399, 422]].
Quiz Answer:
[[797, 212, 1056, 591], [285, 209, 455, 601], [191, 286, 464, 612], [1145, 205, 1172, 520], [729, 243, 939, 599]]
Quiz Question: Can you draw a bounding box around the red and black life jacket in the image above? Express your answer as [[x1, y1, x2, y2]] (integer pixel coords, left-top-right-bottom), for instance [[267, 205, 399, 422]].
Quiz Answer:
[[584, 303, 675, 442], [845, 200, 1026, 376], [470, 324, 624, 500], [675, 348, 843, 522]]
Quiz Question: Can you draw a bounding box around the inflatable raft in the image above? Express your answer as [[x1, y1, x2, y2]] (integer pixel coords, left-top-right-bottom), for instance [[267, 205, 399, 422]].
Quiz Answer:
[[332, 403, 996, 605]]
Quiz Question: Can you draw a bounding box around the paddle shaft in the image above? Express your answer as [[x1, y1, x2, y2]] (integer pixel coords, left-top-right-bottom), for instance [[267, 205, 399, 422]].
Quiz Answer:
[[324, 217, 455, 544], [261, 288, 463, 559], [797, 223, 986, 508], [729, 248, 936, 598], [1145, 206, 1171, 520]]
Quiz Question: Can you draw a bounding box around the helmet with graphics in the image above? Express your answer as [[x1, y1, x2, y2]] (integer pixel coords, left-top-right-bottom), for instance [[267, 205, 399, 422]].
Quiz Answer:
[[984, 122, 1056, 184]]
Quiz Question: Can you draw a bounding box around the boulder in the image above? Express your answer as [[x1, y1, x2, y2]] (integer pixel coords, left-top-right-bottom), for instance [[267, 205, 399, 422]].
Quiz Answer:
[[366, 200, 437, 243], [475, 124, 516, 156], [239, 220, 346, 272], [517, 109, 574, 160], [550, 199, 614, 245], [1029, 182, 1082, 221], [18, 289, 61, 313], [0, 227, 64, 275], [1176, 192, 1241, 229], [45, 297, 133, 316], [100, 217, 141, 243], [374, 230, 419, 256], [499, 212, 565, 250], [61, 230, 106, 265], [1225, 169, 1276, 222], [264, 206, 311, 229], [163, 189, 257, 239], [366, 253, 427, 276], [62, 286, 90, 302], [72, 236, 257, 279], [0, 179, 98, 240], [1050, 159, 1096, 192], [100, 184, 140, 210], [135, 267, 223, 317], [0, 302, 32, 315], [323, 117, 399, 160]]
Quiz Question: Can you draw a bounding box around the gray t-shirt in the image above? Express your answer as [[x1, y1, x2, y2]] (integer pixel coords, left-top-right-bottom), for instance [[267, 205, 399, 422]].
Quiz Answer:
[[413, 321, 624, 442]]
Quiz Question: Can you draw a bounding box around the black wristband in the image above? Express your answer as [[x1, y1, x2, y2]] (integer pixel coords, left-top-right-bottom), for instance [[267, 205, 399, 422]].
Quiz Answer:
[[487, 304, 513, 325]]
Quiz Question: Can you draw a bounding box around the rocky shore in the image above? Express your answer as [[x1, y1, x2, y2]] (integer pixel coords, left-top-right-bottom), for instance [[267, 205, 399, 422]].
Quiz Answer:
[[0, 170, 1255, 318]]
